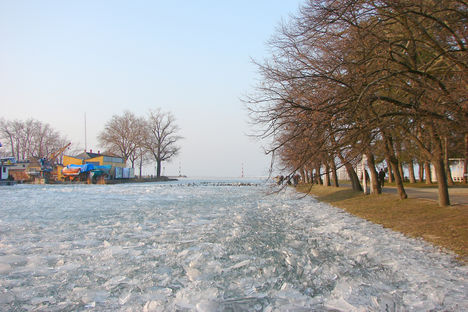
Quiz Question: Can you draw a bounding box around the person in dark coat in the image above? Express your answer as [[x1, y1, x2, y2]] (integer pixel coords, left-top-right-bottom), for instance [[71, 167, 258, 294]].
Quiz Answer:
[[378, 169, 386, 188], [293, 174, 300, 187]]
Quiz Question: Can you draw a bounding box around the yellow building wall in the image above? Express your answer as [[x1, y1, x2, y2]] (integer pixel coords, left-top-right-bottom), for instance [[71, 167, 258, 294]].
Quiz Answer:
[[63, 155, 83, 166], [61, 155, 125, 179], [86, 156, 126, 168], [85, 156, 104, 165]]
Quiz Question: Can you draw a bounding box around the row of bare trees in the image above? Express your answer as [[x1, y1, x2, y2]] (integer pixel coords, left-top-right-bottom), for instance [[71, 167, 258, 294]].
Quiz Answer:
[[98, 109, 181, 178], [248, 0, 467, 206], [0, 118, 69, 161]]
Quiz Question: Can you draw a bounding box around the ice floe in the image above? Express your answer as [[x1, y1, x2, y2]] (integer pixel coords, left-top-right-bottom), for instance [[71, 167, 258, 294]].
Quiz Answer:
[[0, 179, 466, 311]]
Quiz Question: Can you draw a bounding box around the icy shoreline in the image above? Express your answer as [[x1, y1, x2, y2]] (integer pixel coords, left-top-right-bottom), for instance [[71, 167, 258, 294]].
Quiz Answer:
[[1, 181, 467, 311]]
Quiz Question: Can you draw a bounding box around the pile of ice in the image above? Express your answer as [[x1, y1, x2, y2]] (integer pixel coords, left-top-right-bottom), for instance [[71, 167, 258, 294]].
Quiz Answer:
[[0, 180, 466, 311]]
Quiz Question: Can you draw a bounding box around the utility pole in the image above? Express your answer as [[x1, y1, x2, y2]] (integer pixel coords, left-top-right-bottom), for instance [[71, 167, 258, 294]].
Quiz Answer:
[[84, 113, 87, 152]]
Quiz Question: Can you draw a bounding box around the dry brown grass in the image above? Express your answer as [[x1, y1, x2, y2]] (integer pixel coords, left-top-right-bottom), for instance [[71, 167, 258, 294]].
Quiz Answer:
[[297, 184, 468, 262]]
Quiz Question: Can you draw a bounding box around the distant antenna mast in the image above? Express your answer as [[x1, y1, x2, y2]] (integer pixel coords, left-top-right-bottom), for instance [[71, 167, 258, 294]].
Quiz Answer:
[[84, 112, 87, 152], [178, 162, 181, 177], [241, 163, 244, 178]]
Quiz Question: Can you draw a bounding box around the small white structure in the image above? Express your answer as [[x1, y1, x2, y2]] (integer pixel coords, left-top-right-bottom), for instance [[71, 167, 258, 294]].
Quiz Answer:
[[337, 166, 350, 181], [0, 157, 15, 180], [115, 167, 135, 179], [431, 158, 466, 182], [0, 164, 8, 180]]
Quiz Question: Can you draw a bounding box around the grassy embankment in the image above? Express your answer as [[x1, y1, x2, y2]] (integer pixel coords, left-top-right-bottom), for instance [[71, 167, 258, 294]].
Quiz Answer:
[[296, 184, 468, 263]]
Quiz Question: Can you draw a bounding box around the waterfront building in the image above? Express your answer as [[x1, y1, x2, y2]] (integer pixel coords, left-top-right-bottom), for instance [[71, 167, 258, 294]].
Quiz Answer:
[[63, 150, 126, 179]]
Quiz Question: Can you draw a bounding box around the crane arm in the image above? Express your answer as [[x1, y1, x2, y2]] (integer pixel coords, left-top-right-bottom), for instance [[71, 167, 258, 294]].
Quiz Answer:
[[49, 142, 71, 162]]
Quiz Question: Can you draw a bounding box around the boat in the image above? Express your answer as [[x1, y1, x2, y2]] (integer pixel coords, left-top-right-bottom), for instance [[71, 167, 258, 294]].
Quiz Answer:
[[91, 165, 111, 176], [62, 167, 81, 176]]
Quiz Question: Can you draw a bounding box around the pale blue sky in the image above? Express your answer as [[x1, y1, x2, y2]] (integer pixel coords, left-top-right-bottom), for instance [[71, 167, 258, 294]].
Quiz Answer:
[[0, 0, 302, 177]]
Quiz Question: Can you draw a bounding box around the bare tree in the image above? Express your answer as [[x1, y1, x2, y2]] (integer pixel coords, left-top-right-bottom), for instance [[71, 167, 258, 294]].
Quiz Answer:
[[98, 111, 146, 165], [247, 0, 466, 206], [136, 147, 151, 179], [0, 118, 68, 160], [144, 109, 182, 178]]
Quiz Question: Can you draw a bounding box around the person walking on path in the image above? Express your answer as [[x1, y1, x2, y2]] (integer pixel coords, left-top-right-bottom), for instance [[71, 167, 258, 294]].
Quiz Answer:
[[378, 169, 386, 188]]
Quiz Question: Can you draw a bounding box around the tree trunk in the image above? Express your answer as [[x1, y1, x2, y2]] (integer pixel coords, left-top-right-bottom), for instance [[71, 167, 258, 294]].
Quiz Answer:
[[425, 161, 432, 184], [300, 168, 306, 184], [156, 159, 162, 178], [383, 135, 407, 199], [444, 137, 454, 186], [388, 155, 407, 199], [350, 163, 362, 192], [408, 159, 416, 184], [418, 161, 424, 182], [330, 158, 339, 187], [8, 135, 15, 158], [432, 157, 451, 206], [398, 161, 405, 183], [337, 152, 362, 191], [428, 132, 452, 206], [305, 169, 311, 184], [324, 163, 331, 186], [395, 141, 405, 182], [345, 162, 363, 191], [314, 164, 323, 185], [385, 157, 393, 183], [16, 139, 21, 160], [139, 155, 143, 179], [366, 151, 381, 194]]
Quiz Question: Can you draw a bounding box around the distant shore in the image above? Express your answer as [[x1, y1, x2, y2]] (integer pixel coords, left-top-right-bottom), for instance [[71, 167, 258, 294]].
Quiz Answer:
[[105, 176, 178, 184], [0, 176, 179, 185]]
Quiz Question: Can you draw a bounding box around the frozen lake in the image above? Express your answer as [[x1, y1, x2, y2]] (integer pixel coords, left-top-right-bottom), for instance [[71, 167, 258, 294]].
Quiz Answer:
[[0, 179, 467, 311]]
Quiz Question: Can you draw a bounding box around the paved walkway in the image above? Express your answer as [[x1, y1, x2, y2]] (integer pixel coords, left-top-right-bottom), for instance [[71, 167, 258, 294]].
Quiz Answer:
[[341, 181, 468, 205], [381, 186, 468, 205]]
